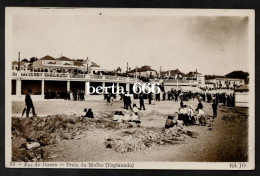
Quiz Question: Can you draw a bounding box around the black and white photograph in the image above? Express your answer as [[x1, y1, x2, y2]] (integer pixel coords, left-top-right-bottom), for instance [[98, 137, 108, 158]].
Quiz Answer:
[[5, 8, 255, 169]]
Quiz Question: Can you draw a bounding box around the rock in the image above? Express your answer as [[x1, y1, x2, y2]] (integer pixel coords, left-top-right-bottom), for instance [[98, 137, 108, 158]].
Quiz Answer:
[[61, 133, 71, 140], [107, 121, 119, 129], [12, 136, 26, 149], [25, 142, 40, 150], [73, 134, 85, 140], [27, 131, 46, 141], [65, 123, 75, 129], [38, 133, 58, 145], [185, 130, 198, 138]]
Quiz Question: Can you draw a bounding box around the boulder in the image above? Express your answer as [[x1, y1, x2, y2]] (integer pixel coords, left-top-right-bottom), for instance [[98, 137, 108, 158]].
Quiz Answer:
[[25, 142, 41, 150]]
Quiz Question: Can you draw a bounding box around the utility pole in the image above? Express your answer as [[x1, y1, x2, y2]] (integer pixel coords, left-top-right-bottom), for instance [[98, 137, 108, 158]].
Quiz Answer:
[[135, 66, 137, 78], [196, 68, 198, 80], [160, 66, 162, 78], [126, 62, 128, 77], [86, 57, 89, 74], [18, 52, 20, 71]]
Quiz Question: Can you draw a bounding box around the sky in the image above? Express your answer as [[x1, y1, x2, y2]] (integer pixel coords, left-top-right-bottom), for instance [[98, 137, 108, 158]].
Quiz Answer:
[[11, 9, 250, 75]]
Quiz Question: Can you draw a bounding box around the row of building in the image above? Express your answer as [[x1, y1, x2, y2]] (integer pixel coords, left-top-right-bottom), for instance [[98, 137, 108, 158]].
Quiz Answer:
[[12, 55, 106, 75], [12, 55, 248, 90]]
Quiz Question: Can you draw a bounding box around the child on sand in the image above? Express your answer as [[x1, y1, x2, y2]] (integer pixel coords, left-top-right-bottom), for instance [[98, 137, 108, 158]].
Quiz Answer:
[[132, 104, 141, 124]]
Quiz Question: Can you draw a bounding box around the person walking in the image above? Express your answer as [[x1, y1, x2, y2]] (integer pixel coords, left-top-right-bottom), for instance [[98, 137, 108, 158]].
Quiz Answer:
[[107, 93, 111, 104], [148, 92, 152, 105], [175, 92, 178, 102], [180, 97, 184, 108], [163, 91, 166, 101], [25, 89, 36, 118], [139, 92, 146, 110], [212, 98, 218, 119], [126, 94, 132, 110], [110, 94, 114, 106], [123, 91, 127, 109]]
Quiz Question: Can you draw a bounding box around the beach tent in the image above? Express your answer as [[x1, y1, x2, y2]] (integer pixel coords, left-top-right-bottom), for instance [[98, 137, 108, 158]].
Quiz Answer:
[[193, 87, 204, 93], [180, 86, 194, 92], [175, 86, 182, 91], [234, 84, 249, 107]]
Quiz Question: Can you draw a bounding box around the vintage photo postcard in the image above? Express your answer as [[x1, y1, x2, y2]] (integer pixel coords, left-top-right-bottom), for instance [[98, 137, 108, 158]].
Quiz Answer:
[[5, 7, 255, 170]]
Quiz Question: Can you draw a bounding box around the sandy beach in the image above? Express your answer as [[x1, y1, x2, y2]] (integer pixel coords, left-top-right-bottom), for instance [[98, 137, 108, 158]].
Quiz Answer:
[[11, 97, 248, 162]]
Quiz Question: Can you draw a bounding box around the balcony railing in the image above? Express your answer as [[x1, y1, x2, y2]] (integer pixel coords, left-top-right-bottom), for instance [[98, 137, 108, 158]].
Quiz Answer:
[[12, 71, 141, 83], [104, 75, 118, 80], [162, 79, 197, 84], [21, 72, 43, 77], [89, 75, 103, 79], [71, 74, 87, 78], [44, 72, 68, 78], [163, 79, 178, 83]]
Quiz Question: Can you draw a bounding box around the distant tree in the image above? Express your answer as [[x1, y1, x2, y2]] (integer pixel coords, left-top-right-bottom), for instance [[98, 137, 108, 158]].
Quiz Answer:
[[76, 59, 83, 62], [21, 58, 29, 62], [29, 57, 38, 63], [225, 71, 249, 80]]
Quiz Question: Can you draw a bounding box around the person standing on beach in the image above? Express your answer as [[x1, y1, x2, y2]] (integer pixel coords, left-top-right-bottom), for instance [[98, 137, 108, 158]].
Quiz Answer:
[[212, 98, 218, 119], [196, 97, 203, 111], [123, 91, 127, 109], [126, 94, 132, 110], [25, 89, 36, 118], [180, 97, 184, 108], [175, 92, 178, 102], [139, 92, 146, 110], [163, 91, 166, 101], [148, 92, 152, 105]]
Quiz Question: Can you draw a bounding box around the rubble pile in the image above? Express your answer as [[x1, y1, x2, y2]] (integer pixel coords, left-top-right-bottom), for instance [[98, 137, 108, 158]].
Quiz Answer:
[[105, 127, 197, 153], [12, 114, 136, 161]]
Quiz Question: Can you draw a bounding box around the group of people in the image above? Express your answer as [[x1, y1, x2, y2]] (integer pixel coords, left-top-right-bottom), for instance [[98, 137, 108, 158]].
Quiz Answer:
[[113, 103, 141, 123], [71, 89, 85, 101], [165, 96, 211, 128], [83, 108, 94, 118], [104, 93, 115, 106], [122, 91, 133, 110], [23, 84, 228, 126], [44, 89, 85, 101]]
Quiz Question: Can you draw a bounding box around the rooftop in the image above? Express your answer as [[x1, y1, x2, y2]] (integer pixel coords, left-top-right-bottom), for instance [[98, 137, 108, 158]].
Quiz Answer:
[[40, 55, 56, 61], [57, 56, 72, 61]]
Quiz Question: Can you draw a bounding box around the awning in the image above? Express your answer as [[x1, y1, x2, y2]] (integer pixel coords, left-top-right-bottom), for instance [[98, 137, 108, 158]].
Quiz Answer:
[[180, 86, 193, 92], [180, 86, 203, 93], [193, 87, 204, 93], [235, 84, 249, 91]]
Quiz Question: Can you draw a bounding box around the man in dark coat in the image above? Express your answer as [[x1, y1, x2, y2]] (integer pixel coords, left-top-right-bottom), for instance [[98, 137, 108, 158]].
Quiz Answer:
[[126, 94, 132, 110], [196, 97, 203, 111], [163, 91, 166, 101], [139, 92, 146, 110], [123, 91, 127, 109], [148, 92, 152, 104], [212, 99, 218, 119], [180, 97, 184, 108], [25, 89, 36, 118]]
